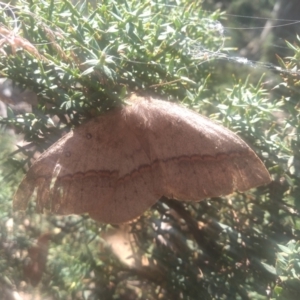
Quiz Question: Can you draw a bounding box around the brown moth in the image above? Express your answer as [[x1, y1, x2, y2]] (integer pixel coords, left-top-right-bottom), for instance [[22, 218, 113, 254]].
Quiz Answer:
[[13, 95, 271, 224]]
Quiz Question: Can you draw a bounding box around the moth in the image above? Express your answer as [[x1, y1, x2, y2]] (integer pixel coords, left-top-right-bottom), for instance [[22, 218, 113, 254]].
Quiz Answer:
[[14, 95, 271, 223]]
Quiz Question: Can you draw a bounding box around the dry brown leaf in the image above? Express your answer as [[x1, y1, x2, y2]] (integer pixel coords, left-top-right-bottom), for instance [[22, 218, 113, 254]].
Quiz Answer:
[[23, 232, 52, 287]]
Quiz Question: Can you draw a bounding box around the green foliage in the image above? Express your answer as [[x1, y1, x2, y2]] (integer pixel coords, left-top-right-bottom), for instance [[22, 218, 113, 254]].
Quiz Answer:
[[274, 240, 300, 299], [0, 0, 299, 299], [0, 131, 23, 297]]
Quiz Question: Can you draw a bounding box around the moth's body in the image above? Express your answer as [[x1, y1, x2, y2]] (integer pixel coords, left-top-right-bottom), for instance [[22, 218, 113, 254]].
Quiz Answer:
[[14, 95, 271, 224]]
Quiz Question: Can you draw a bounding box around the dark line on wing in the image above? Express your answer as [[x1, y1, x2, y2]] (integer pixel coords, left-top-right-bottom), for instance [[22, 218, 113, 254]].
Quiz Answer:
[[56, 150, 254, 184]]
